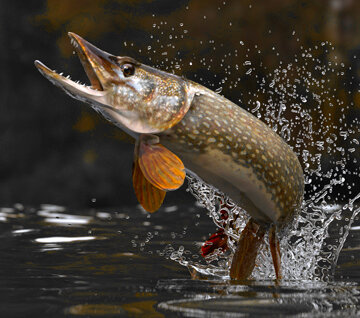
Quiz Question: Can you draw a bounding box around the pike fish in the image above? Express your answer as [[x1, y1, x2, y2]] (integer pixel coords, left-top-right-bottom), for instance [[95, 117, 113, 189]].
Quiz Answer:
[[35, 33, 304, 280]]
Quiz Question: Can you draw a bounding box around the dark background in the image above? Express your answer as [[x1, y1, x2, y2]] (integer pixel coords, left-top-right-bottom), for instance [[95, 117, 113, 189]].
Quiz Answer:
[[1, 0, 360, 208]]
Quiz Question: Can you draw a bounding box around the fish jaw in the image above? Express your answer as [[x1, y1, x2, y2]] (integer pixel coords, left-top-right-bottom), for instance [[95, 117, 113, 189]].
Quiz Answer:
[[34, 60, 108, 106], [35, 33, 192, 134], [34, 32, 124, 107]]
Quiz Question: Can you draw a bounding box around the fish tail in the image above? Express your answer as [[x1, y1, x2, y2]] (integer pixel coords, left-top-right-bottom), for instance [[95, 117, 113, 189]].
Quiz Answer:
[[230, 218, 266, 280], [269, 224, 282, 281]]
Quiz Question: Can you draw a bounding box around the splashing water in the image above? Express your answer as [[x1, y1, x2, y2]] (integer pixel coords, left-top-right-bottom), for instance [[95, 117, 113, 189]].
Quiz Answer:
[[155, 40, 360, 282], [181, 173, 360, 282], [119, 7, 360, 282]]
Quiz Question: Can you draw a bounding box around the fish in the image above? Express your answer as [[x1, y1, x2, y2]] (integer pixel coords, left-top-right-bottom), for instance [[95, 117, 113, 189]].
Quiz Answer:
[[35, 33, 304, 281]]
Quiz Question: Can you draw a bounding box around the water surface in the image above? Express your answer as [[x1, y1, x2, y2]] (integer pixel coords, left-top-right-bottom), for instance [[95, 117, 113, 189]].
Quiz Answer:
[[1, 203, 360, 317]]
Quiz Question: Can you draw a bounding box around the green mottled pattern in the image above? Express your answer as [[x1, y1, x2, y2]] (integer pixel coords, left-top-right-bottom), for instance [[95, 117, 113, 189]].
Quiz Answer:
[[162, 87, 304, 224]]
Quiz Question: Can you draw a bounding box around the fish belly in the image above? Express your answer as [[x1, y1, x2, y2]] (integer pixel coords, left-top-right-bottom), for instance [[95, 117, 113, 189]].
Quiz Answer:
[[170, 148, 280, 224]]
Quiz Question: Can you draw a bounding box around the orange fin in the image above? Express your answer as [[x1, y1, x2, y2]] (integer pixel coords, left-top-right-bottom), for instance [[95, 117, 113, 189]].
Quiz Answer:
[[230, 218, 266, 280], [132, 158, 166, 213], [269, 224, 282, 280], [138, 140, 185, 191]]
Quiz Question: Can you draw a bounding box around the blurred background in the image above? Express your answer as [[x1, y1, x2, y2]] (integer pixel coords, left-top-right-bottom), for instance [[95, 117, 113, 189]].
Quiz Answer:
[[1, 0, 359, 208]]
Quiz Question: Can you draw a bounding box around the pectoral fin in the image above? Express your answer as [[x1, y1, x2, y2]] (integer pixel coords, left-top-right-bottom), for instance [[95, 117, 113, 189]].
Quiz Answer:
[[138, 141, 185, 191], [132, 158, 166, 213]]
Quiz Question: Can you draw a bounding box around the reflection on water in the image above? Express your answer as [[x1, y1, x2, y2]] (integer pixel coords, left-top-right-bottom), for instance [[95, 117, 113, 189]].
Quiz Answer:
[[35, 236, 97, 243], [1, 203, 360, 317], [4, 35, 360, 316]]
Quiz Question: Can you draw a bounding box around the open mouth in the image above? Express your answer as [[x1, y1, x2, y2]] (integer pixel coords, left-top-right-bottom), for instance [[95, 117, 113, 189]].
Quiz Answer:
[[34, 33, 111, 99], [68, 32, 103, 91]]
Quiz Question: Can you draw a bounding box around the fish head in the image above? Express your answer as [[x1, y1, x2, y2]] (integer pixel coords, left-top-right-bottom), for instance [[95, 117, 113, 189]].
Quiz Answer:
[[35, 33, 191, 134]]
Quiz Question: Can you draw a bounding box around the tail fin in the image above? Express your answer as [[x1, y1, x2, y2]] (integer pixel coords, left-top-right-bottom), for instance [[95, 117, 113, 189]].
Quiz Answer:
[[269, 224, 282, 280], [230, 218, 265, 280]]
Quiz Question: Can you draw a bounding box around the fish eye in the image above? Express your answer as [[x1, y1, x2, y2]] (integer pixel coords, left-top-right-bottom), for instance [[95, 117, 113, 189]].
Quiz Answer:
[[121, 63, 135, 77]]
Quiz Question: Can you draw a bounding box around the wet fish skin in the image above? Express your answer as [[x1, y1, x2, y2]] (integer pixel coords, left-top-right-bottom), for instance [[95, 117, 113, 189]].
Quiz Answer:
[[35, 33, 304, 280], [34, 32, 304, 226], [160, 82, 304, 225], [35, 33, 192, 136]]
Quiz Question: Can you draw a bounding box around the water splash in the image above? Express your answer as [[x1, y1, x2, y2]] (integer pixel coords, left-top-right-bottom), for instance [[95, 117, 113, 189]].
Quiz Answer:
[[161, 175, 358, 282], [162, 40, 360, 282], [115, 7, 360, 283]]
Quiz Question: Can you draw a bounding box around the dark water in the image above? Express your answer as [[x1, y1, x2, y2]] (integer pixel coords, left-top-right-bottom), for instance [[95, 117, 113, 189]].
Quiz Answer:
[[1, 203, 360, 317]]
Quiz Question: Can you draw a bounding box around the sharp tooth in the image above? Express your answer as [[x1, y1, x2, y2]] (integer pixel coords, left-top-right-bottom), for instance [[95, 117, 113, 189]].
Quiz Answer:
[[71, 38, 78, 49]]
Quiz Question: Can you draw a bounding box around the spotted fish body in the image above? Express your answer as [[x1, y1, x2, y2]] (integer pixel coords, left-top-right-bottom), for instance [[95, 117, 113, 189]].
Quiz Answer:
[[160, 83, 304, 225], [35, 33, 304, 280]]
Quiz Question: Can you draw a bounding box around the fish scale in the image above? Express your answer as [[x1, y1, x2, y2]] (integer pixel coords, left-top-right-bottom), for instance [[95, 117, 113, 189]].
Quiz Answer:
[[35, 32, 304, 280], [161, 85, 304, 225]]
